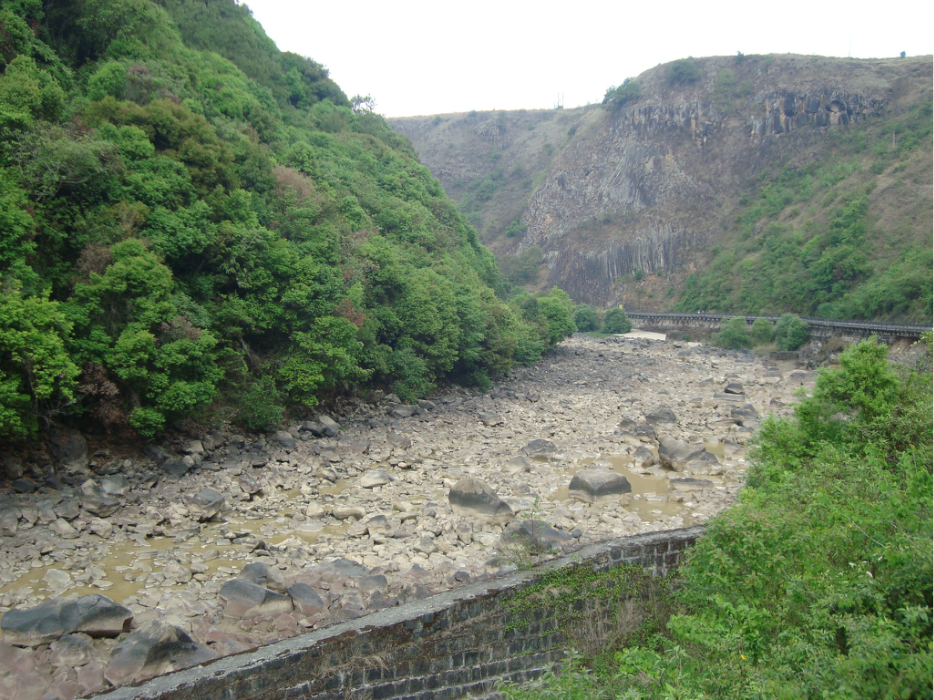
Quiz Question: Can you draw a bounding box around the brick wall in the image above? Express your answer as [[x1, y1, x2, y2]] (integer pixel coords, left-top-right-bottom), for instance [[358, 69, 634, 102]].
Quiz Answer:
[[93, 527, 703, 700]]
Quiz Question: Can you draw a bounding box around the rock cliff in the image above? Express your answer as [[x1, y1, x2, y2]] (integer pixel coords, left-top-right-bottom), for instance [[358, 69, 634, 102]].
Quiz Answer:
[[390, 54, 932, 311]]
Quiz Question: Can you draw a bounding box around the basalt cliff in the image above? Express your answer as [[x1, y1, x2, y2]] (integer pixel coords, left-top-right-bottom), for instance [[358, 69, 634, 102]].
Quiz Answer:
[[390, 54, 933, 320]]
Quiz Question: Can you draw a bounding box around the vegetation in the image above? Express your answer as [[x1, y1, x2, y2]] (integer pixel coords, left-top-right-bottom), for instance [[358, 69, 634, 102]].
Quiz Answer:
[[573, 304, 600, 332], [749, 317, 774, 345], [676, 99, 933, 322], [0, 0, 575, 440], [667, 58, 701, 85], [602, 78, 642, 110], [504, 338, 933, 699], [602, 307, 632, 334], [713, 316, 751, 349], [773, 313, 810, 350]]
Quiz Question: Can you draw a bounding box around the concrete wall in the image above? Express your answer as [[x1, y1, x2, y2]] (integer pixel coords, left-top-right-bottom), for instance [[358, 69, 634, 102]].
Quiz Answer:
[[92, 527, 703, 700]]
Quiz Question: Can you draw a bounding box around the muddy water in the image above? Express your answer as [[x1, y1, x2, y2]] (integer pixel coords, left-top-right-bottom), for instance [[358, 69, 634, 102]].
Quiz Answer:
[[0, 515, 349, 604]]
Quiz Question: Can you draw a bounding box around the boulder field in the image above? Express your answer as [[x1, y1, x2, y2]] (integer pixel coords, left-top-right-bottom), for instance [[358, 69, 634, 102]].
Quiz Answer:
[[0, 333, 813, 697]]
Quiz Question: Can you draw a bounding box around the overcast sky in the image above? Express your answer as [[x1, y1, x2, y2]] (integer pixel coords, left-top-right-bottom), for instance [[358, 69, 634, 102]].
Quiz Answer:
[[244, 0, 934, 117]]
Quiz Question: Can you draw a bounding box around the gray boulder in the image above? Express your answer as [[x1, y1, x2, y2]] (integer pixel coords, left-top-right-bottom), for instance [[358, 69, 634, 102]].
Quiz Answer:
[[238, 561, 287, 593], [270, 430, 296, 450], [318, 415, 341, 436], [387, 404, 417, 419], [731, 403, 760, 425], [449, 477, 514, 524], [500, 519, 574, 554], [616, 418, 656, 439], [79, 480, 121, 518], [218, 579, 293, 618], [188, 488, 225, 521], [723, 382, 745, 395], [50, 633, 95, 668], [568, 469, 632, 502], [360, 470, 391, 489], [478, 411, 503, 427], [632, 445, 657, 467], [387, 432, 412, 449], [287, 583, 328, 617], [47, 429, 88, 473], [1, 594, 132, 647], [669, 477, 715, 491], [644, 407, 677, 425], [104, 620, 216, 686], [657, 437, 706, 471], [523, 439, 557, 459], [99, 475, 129, 497]]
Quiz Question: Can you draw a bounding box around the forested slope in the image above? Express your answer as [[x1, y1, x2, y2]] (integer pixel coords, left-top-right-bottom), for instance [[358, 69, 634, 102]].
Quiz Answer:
[[0, 0, 575, 441]]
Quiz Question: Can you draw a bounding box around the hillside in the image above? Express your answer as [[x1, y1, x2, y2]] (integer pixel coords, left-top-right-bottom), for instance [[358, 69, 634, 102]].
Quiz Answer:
[[390, 54, 933, 322], [0, 0, 576, 442]]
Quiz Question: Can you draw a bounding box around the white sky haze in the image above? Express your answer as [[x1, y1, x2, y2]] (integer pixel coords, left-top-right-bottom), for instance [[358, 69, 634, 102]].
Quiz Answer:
[[243, 0, 934, 117]]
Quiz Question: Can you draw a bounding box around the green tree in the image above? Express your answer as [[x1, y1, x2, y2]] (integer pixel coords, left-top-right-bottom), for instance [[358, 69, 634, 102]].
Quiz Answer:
[[749, 317, 774, 345], [668, 58, 701, 85], [602, 78, 641, 110], [573, 304, 600, 332], [716, 317, 751, 349], [602, 307, 632, 334], [773, 313, 809, 350]]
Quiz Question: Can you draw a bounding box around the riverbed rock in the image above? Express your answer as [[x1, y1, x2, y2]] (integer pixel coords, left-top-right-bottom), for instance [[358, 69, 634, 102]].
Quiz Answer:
[[287, 583, 327, 617], [47, 429, 88, 474], [318, 415, 341, 436], [644, 407, 677, 425], [387, 404, 417, 419], [632, 445, 657, 467], [657, 437, 706, 471], [270, 431, 296, 450], [104, 619, 216, 686], [669, 477, 715, 491], [500, 519, 574, 554], [448, 477, 514, 524], [238, 562, 287, 594], [723, 382, 745, 395], [1, 595, 133, 646], [568, 469, 632, 502], [616, 418, 656, 439], [218, 579, 293, 618], [360, 470, 391, 489], [50, 633, 95, 668], [523, 439, 557, 459], [188, 488, 225, 521], [78, 479, 120, 518], [730, 403, 760, 425]]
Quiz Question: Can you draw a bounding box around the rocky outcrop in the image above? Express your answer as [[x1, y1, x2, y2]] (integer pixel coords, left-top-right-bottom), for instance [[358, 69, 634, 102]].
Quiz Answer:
[[391, 54, 932, 307]]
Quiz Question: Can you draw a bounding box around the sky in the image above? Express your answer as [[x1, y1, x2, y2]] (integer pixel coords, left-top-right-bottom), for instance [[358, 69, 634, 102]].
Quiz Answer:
[[244, 0, 934, 117]]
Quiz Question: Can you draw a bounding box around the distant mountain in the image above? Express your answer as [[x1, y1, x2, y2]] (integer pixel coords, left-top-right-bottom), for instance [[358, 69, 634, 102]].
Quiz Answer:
[[390, 54, 933, 323]]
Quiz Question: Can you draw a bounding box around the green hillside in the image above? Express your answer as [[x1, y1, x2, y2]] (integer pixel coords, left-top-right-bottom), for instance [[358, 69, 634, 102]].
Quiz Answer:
[[0, 0, 573, 441]]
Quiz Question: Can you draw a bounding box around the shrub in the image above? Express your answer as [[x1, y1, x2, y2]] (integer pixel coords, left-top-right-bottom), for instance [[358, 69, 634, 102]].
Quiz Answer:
[[716, 317, 751, 349], [573, 304, 600, 332], [668, 58, 701, 85], [773, 313, 810, 350], [602, 307, 632, 334], [750, 317, 774, 345]]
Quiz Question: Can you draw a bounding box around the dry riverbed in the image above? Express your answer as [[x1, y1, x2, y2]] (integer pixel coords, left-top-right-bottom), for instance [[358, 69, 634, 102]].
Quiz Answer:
[[0, 333, 814, 698]]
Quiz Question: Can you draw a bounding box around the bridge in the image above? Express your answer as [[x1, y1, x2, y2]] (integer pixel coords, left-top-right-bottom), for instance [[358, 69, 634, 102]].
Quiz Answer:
[[625, 311, 931, 342]]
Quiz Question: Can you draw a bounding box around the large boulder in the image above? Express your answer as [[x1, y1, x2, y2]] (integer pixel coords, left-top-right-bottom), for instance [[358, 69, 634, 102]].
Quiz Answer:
[[104, 620, 216, 686], [448, 477, 514, 524], [644, 407, 677, 425], [731, 403, 760, 425], [79, 480, 121, 518], [616, 418, 656, 439], [47, 429, 88, 474], [500, 520, 574, 554], [1, 595, 132, 647], [318, 415, 341, 436], [360, 470, 391, 489], [568, 469, 632, 503], [287, 583, 328, 617], [522, 439, 557, 460], [657, 437, 706, 471], [218, 579, 293, 618], [188, 489, 225, 522]]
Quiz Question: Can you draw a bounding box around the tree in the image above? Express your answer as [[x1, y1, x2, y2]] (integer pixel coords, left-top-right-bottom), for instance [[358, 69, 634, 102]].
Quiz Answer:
[[716, 317, 751, 349], [668, 58, 701, 85], [773, 314, 810, 350], [602, 78, 641, 110], [750, 318, 774, 345], [573, 304, 600, 332], [603, 307, 632, 334]]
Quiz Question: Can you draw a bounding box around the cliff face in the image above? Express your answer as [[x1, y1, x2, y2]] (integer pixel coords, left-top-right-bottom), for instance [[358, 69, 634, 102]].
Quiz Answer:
[[390, 54, 932, 312]]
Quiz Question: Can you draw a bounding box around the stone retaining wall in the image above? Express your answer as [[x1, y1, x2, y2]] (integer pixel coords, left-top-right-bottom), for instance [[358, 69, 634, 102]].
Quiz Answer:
[[92, 527, 703, 700]]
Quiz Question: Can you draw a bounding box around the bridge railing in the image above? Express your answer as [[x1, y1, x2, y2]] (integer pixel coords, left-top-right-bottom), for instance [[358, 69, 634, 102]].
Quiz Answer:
[[623, 311, 932, 340]]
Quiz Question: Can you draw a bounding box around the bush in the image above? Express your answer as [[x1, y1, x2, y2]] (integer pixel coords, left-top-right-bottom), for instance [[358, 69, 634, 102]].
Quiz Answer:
[[668, 58, 701, 85], [750, 317, 774, 345], [773, 313, 810, 350], [602, 78, 641, 110], [602, 307, 632, 334], [573, 304, 600, 332], [716, 317, 751, 349]]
